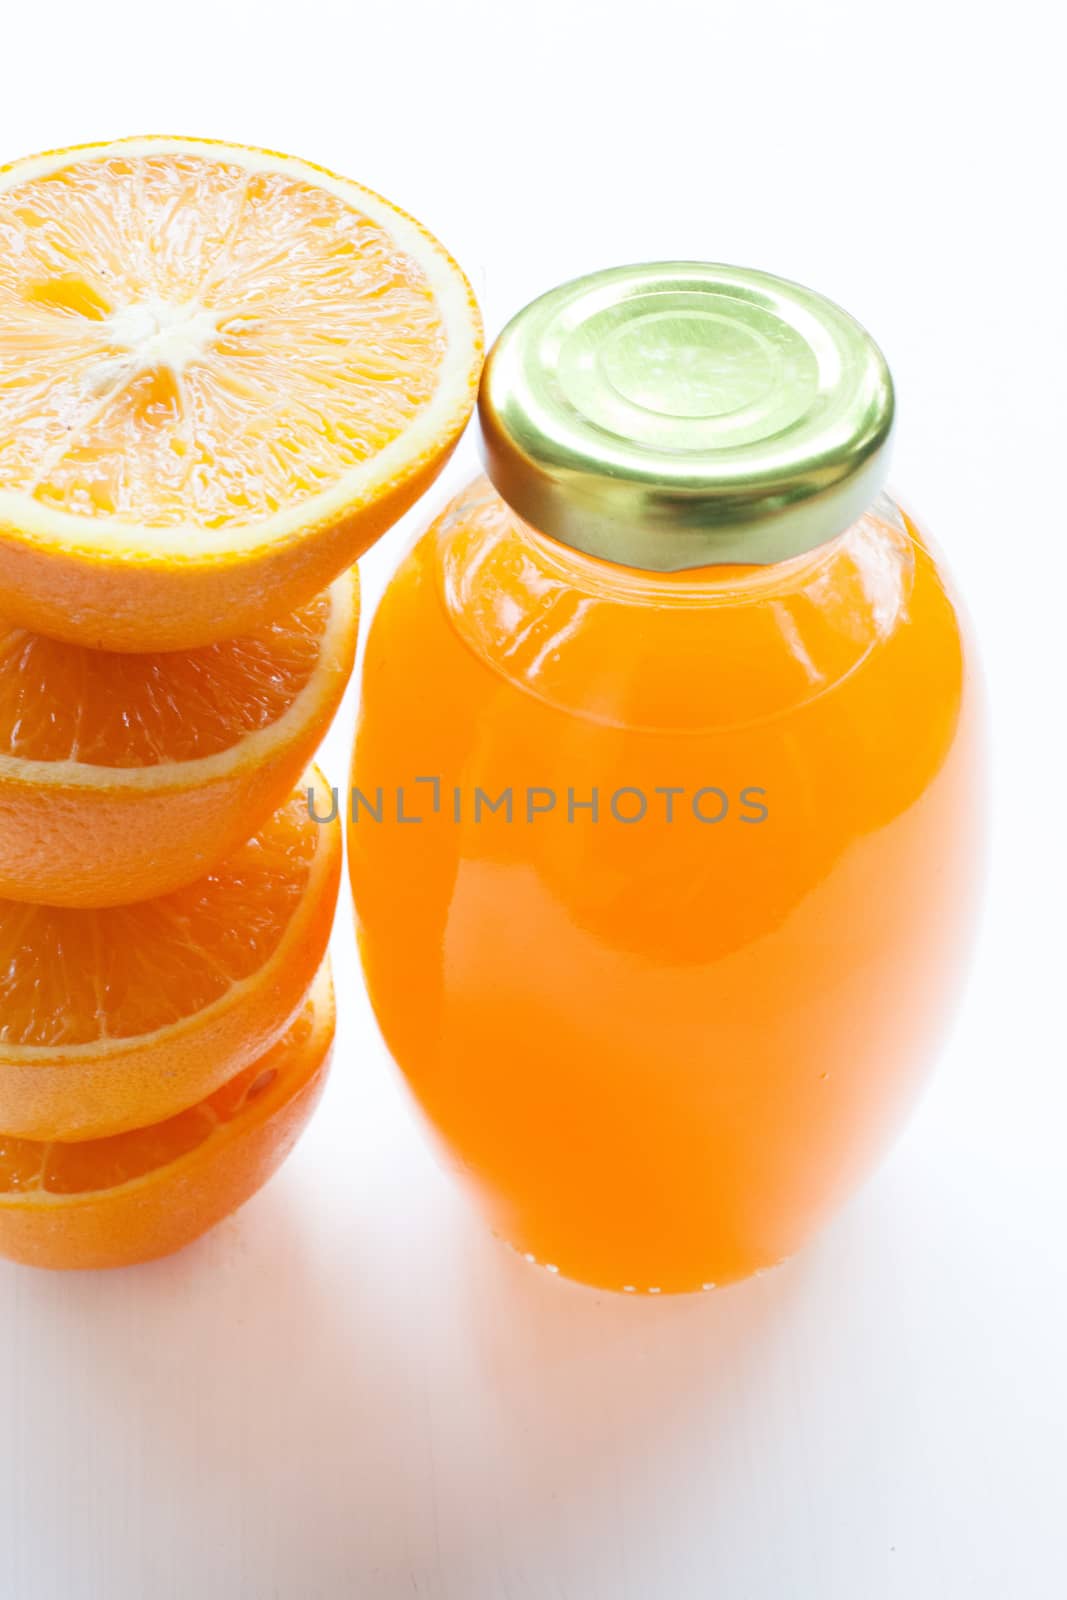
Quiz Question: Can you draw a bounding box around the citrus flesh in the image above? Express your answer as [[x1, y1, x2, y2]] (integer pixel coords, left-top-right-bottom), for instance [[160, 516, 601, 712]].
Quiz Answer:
[[0, 961, 334, 1270], [0, 137, 482, 649], [0, 569, 357, 904], [0, 766, 340, 1140]]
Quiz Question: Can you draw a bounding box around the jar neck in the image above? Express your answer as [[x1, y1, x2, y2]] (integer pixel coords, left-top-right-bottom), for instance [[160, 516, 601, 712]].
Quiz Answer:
[[434, 479, 916, 733], [516, 513, 859, 605]]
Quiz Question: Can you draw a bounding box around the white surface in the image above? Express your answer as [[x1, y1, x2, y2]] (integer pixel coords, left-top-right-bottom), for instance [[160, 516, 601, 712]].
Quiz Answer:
[[1, 4, 1064, 1596]]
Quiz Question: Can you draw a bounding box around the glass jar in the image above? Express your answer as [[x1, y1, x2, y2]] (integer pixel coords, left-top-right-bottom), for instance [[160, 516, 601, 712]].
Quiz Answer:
[[348, 264, 985, 1293]]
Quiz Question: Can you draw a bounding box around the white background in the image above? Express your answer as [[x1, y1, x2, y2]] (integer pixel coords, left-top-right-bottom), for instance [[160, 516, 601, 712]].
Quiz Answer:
[[1, 3, 1064, 1596]]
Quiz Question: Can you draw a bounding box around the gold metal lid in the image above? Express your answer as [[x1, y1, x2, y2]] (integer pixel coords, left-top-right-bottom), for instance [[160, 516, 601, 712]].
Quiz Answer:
[[478, 262, 894, 569]]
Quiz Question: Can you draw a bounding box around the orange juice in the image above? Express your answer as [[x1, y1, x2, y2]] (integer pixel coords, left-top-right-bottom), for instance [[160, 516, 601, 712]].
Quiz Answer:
[[348, 264, 984, 1292]]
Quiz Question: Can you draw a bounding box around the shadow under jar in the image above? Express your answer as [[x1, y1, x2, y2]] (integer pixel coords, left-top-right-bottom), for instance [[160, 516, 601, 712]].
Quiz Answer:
[[349, 263, 985, 1294]]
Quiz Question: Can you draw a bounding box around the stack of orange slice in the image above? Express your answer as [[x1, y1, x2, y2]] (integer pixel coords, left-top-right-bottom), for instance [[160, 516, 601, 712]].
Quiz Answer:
[[0, 138, 482, 1267]]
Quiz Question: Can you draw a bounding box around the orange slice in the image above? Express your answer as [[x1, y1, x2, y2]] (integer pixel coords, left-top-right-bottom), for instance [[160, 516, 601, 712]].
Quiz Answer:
[[0, 568, 357, 905], [0, 137, 482, 650], [0, 961, 334, 1270], [0, 766, 340, 1140]]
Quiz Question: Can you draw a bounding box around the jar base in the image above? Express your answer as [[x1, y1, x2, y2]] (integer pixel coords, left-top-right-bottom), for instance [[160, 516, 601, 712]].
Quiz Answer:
[[497, 1235, 791, 1297]]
